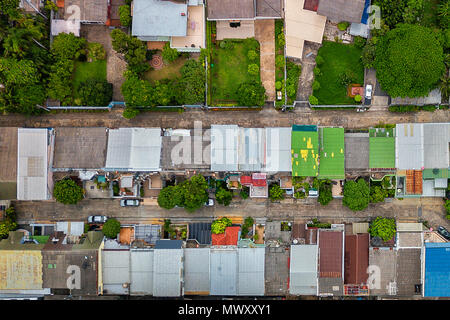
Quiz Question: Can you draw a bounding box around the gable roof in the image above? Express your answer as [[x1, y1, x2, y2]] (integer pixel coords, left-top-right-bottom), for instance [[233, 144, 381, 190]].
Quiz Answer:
[[396, 123, 424, 170], [130, 249, 154, 295], [211, 125, 239, 172], [344, 233, 369, 285], [188, 223, 212, 245], [319, 230, 343, 278], [317, 0, 366, 23], [207, 0, 255, 20]]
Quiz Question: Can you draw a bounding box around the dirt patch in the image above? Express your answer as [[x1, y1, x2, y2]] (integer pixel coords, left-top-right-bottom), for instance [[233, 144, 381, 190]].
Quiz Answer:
[[297, 41, 321, 101], [254, 20, 275, 101]]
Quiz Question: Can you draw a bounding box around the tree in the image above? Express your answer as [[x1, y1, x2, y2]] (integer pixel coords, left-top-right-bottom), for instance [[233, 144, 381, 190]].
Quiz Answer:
[[368, 217, 396, 241], [122, 107, 140, 119], [402, 0, 424, 24], [102, 218, 121, 239], [318, 181, 333, 205], [47, 58, 75, 105], [343, 179, 369, 211], [161, 42, 179, 63], [157, 185, 177, 210], [211, 217, 232, 234], [309, 95, 318, 105], [275, 55, 284, 68], [78, 79, 113, 106], [0, 219, 17, 239], [51, 33, 86, 60], [176, 59, 205, 105], [361, 40, 377, 68], [121, 74, 156, 107], [177, 174, 209, 212], [53, 178, 84, 205], [0, 0, 21, 19], [119, 5, 132, 27], [269, 184, 285, 202], [87, 42, 106, 61], [216, 187, 232, 206], [373, 0, 408, 28], [111, 29, 148, 75], [237, 80, 266, 106], [354, 94, 362, 102], [247, 63, 259, 76], [437, 0, 450, 28], [374, 24, 445, 98], [370, 186, 387, 203]]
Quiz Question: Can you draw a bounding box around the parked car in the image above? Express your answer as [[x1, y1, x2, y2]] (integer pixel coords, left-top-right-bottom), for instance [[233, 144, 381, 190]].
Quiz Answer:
[[87, 215, 108, 224], [120, 199, 140, 207], [437, 226, 450, 241], [365, 84, 373, 99], [205, 198, 214, 206]]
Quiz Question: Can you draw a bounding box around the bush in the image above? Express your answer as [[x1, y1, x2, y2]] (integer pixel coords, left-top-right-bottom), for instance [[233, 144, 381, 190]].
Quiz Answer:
[[247, 63, 259, 76], [53, 178, 84, 205], [240, 187, 249, 199], [275, 81, 282, 90], [368, 217, 396, 242], [269, 184, 285, 202], [119, 5, 132, 27], [361, 40, 377, 69], [312, 80, 320, 91], [248, 50, 258, 61], [277, 33, 285, 47], [211, 217, 232, 234], [339, 70, 357, 86], [161, 42, 180, 63], [313, 67, 321, 76], [337, 21, 350, 31], [219, 40, 234, 50], [275, 55, 285, 68], [51, 33, 87, 61], [87, 42, 106, 61], [243, 38, 260, 51], [315, 55, 324, 66], [78, 79, 112, 106], [157, 185, 177, 209], [318, 181, 333, 205], [343, 179, 369, 211], [122, 107, 140, 119], [309, 95, 319, 105], [237, 80, 266, 106], [370, 185, 387, 203], [102, 218, 121, 239], [353, 36, 366, 49], [354, 94, 362, 102], [216, 187, 233, 206], [388, 105, 420, 112]]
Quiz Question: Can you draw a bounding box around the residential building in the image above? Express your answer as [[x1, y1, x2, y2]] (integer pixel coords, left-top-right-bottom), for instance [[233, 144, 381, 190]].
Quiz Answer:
[[289, 244, 319, 295], [0, 128, 18, 200], [184, 248, 210, 295], [318, 229, 345, 296], [368, 247, 397, 296], [291, 125, 319, 177], [344, 233, 369, 296], [344, 132, 370, 176], [152, 240, 184, 297], [316, 0, 366, 23]]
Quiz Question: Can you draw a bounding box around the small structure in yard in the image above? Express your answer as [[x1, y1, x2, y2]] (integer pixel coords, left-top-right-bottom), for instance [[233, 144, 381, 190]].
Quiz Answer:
[[240, 173, 268, 198]]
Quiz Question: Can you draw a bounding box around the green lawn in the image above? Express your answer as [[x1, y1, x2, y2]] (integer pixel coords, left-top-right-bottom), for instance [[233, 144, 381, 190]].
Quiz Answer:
[[210, 39, 260, 105], [143, 55, 187, 83], [313, 41, 364, 105], [73, 60, 107, 89]]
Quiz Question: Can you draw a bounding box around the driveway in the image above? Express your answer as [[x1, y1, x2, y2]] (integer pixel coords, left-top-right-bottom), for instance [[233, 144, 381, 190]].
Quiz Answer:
[[255, 20, 276, 101], [297, 41, 321, 101]]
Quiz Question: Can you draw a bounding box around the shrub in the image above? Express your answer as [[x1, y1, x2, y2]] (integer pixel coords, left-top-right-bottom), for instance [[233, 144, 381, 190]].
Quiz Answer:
[[275, 55, 285, 68], [219, 40, 234, 50], [269, 184, 285, 202], [353, 36, 366, 49], [343, 179, 369, 211], [354, 94, 362, 102], [247, 63, 259, 76], [158, 186, 177, 209], [313, 67, 321, 76], [337, 21, 350, 31], [216, 187, 233, 206], [119, 5, 132, 27], [211, 217, 232, 234], [422, 105, 437, 112], [368, 217, 396, 242], [275, 81, 282, 90], [277, 33, 285, 47], [161, 42, 180, 63], [309, 95, 319, 105], [240, 187, 249, 199], [51, 33, 87, 61], [53, 178, 84, 205], [370, 186, 387, 203], [237, 80, 266, 106], [388, 105, 420, 112], [315, 55, 324, 66], [312, 80, 320, 91], [243, 38, 260, 51], [339, 70, 357, 86], [247, 50, 258, 61], [362, 40, 377, 68], [318, 181, 333, 205], [102, 218, 121, 239], [87, 42, 106, 61], [78, 79, 112, 106], [122, 107, 140, 119]]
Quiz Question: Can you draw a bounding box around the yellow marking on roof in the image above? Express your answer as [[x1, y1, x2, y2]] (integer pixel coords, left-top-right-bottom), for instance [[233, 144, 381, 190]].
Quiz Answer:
[[340, 148, 343, 153], [303, 137, 306, 142], [331, 152, 334, 158], [306, 137, 313, 149]]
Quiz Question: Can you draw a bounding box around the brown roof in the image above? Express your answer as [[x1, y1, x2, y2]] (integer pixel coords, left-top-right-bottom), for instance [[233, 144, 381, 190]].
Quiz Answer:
[[406, 170, 423, 194], [396, 249, 421, 296], [319, 230, 343, 278], [344, 233, 369, 285], [317, 0, 365, 23], [0, 127, 18, 182], [43, 232, 73, 251], [292, 223, 306, 240], [255, 0, 282, 17], [305, 228, 318, 244], [207, 0, 255, 20]]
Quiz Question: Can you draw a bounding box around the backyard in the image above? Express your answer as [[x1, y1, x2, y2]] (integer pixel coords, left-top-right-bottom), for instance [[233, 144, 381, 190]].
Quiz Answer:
[[73, 60, 107, 92], [312, 41, 364, 105], [143, 55, 188, 83]]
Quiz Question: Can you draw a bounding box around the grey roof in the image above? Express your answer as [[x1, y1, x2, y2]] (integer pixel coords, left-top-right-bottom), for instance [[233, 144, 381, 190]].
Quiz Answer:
[[318, 277, 344, 296], [349, 22, 369, 38], [289, 245, 318, 295], [184, 248, 210, 294], [211, 125, 239, 172], [238, 128, 264, 172], [155, 239, 183, 249], [396, 123, 424, 170], [422, 179, 446, 197], [391, 88, 442, 106], [423, 123, 450, 169], [134, 224, 161, 245], [344, 133, 369, 171], [17, 128, 49, 200], [64, 0, 108, 22], [237, 247, 265, 296], [396, 249, 421, 296], [102, 250, 131, 295], [188, 223, 212, 245], [152, 248, 183, 297], [264, 246, 289, 295], [368, 248, 397, 296], [317, 0, 366, 23], [132, 0, 187, 38], [255, 0, 282, 18], [207, 0, 255, 20], [130, 249, 154, 295], [264, 127, 292, 173], [53, 127, 107, 169], [105, 128, 162, 171], [210, 249, 238, 295], [397, 232, 422, 248]]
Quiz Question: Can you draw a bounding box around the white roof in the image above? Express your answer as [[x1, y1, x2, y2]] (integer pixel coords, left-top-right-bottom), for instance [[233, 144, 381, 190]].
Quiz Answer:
[[17, 128, 49, 200], [152, 249, 183, 297], [184, 248, 210, 294], [56, 222, 84, 236], [423, 123, 450, 169], [105, 128, 162, 171], [211, 125, 239, 172], [289, 245, 318, 295], [237, 247, 265, 296], [130, 249, 154, 295], [395, 123, 424, 170], [238, 128, 264, 172], [264, 127, 292, 172], [51, 19, 80, 37]]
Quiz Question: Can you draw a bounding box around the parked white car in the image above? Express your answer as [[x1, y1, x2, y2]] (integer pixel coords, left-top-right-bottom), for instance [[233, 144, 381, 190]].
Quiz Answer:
[[365, 84, 373, 99], [120, 199, 140, 207], [87, 215, 108, 224]]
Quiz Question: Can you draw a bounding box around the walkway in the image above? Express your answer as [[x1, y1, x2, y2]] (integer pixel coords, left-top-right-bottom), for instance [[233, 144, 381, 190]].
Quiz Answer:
[[255, 20, 276, 101], [297, 41, 321, 101]]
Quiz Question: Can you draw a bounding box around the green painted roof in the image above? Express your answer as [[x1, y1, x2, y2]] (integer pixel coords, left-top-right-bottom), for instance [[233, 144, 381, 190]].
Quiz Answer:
[[318, 128, 345, 179], [369, 129, 395, 169], [423, 168, 450, 179], [291, 126, 319, 177]]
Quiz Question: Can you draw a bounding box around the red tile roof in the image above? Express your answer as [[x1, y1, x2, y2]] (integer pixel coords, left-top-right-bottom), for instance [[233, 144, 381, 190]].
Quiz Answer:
[[344, 233, 369, 285], [240, 176, 252, 185], [212, 226, 240, 246], [252, 178, 267, 187], [319, 230, 343, 278]]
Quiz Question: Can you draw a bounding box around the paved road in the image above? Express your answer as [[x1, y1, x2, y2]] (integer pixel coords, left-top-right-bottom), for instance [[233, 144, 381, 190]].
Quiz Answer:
[[0, 107, 449, 129], [13, 197, 448, 229]]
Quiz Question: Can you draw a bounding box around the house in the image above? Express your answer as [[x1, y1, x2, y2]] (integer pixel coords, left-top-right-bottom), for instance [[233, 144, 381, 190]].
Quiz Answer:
[[423, 243, 450, 297], [238, 128, 265, 172], [344, 233, 369, 296], [317, 0, 366, 23], [152, 240, 183, 297], [211, 125, 239, 172], [368, 247, 397, 296], [101, 240, 131, 295], [318, 127, 345, 180], [0, 128, 18, 200], [318, 229, 344, 296], [264, 128, 292, 173], [129, 249, 154, 295], [184, 248, 210, 295], [289, 244, 319, 295], [291, 125, 319, 177], [240, 173, 268, 198], [17, 128, 52, 201], [132, 0, 205, 52], [264, 245, 290, 295], [0, 231, 50, 299], [212, 226, 240, 246], [236, 247, 265, 296], [105, 128, 162, 172], [188, 223, 212, 245]]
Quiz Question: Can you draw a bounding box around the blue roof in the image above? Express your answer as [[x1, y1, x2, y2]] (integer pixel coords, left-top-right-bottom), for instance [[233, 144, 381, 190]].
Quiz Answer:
[[424, 243, 450, 297], [155, 240, 183, 249], [361, 0, 370, 24]]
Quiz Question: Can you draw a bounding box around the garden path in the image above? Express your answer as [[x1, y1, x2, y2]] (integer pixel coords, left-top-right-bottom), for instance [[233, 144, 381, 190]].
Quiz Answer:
[[255, 20, 276, 101]]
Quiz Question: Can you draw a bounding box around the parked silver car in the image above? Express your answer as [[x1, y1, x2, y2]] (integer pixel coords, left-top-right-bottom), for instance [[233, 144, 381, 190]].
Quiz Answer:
[[120, 199, 140, 207], [365, 84, 373, 99], [87, 215, 108, 224]]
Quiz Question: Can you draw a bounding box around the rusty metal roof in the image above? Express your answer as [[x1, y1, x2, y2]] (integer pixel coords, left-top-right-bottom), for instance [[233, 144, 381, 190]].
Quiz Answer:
[[344, 233, 369, 285], [319, 230, 343, 278]]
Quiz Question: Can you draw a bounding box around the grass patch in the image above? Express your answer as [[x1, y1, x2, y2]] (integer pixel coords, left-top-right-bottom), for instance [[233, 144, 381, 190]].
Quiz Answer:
[[210, 39, 260, 105], [31, 235, 50, 244], [313, 41, 364, 105], [143, 55, 188, 83], [73, 60, 107, 90]]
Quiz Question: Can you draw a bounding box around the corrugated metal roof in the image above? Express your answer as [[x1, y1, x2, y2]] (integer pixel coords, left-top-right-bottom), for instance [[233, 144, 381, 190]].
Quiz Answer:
[[152, 249, 183, 297], [184, 248, 210, 294], [102, 250, 130, 295], [211, 125, 239, 172], [352, 222, 369, 235], [210, 249, 238, 295], [396, 124, 424, 170], [238, 128, 264, 172], [264, 127, 292, 172], [17, 128, 49, 200], [289, 245, 318, 295], [130, 249, 154, 295], [155, 239, 182, 249], [105, 128, 162, 171], [423, 123, 450, 169], [344, 234, 369, 285], [319, 230, 343, 278], [396, 248, 421, 296], [188, 223, 212, 245], [56, 222, 84, 237], [237, 247, 265, 296]]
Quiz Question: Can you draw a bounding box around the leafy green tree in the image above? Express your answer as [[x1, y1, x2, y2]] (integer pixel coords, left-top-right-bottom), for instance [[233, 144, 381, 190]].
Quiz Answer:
[[312, 80, 320, 90], [0, 0, 21, 19], [343, 179, 370, 211], [370, 186, 387, 203], [269, 184, 285, 202], [211, 217, 232, 234], [119, 5, 132, 27], [102, 218, 121, 239], [0, 219, 17, 239], [53, 178, 84, 205], [47, 58, 75, 105], [51, 33, 86, 60], [240, 187, 249, 199], [78, 79, 113, 106], [122, 107, 140, 119], [361, 40, 377, 68], [216, 187, 232, 206], [111, 29, 148, 75], [157, 185, 177, 209], [178, 174, 209, 212], [121, 74, 155, 107], [318, 181, 333, 205], [337, 21, 350, 31], [87, 42, 106, 61], [237, 80, 266, 106], [402, 0, 424, 24], [368, 217, 396, 241], [175, 59, 205, 105], [161, 42, 179, 63], [437, 0, 450, 28], [275, 55, 284, 68], [247, 63, 259, 76], [374, 24, 445, 98], [373, 0, 407, 28], [445, 199, 450, 215]]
